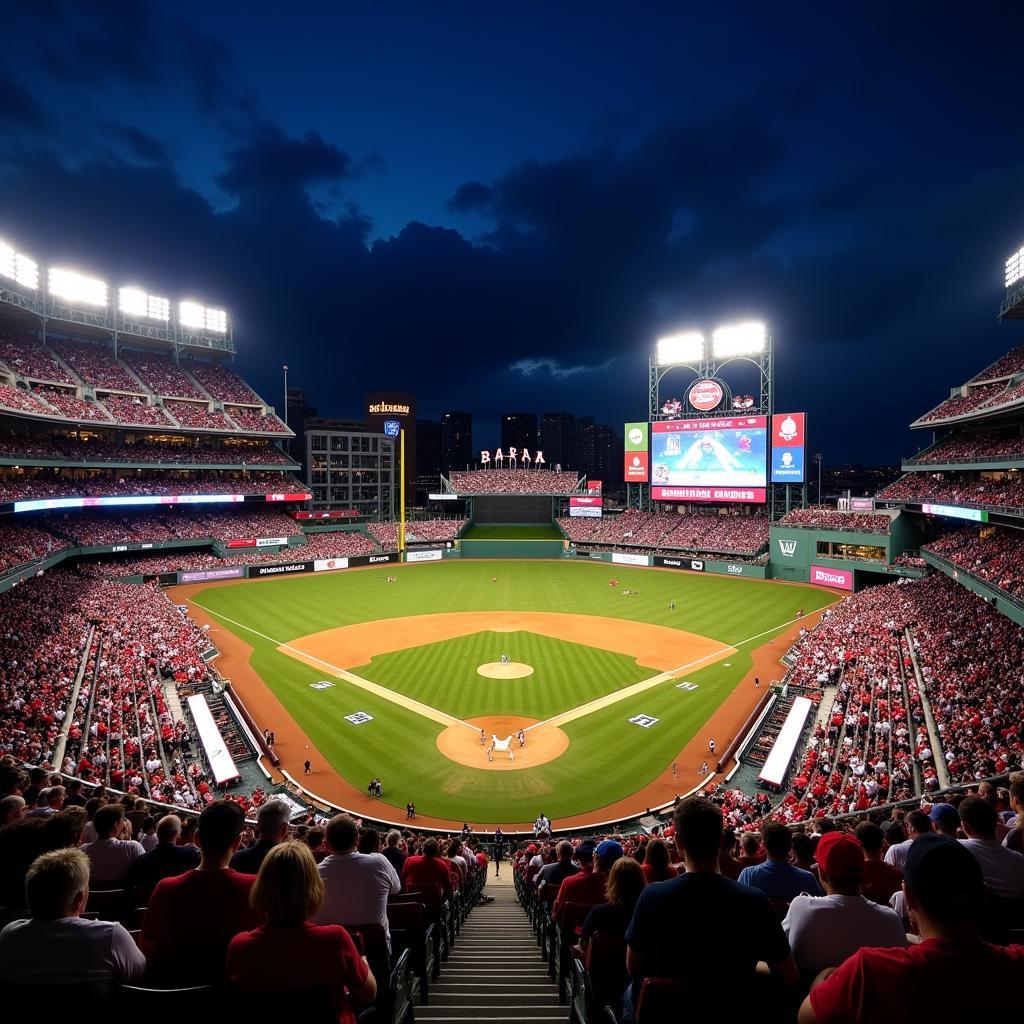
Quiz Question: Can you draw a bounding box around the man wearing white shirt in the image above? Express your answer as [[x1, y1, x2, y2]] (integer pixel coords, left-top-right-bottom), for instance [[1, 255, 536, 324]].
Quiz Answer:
[[783, 831, 907, 973], [0, 847, 145, 995], [883, 810, 932, 871], [313, 813, 400, 951], [958, 796, 1024, 900], [81, 803, 145, 884]]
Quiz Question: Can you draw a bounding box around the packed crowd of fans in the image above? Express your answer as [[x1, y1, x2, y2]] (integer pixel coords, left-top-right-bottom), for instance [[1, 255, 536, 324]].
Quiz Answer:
[[914, 383, 1005, 424], [181, 360, 262, 405], [163, 401, 236, 432], [98, 394, 173, 428], [878, 471, 1024, 511], [0, 331, 75, 383], [559, 509, 770, 555], [225, 407, 289, 433], [50, 340, 140, 393], [0, 521, 68, 576], [778, 507, 892, 534], [907, 431, 1024, 464], [32, 387, 112, 422], [449, 468, 581, 493], [969, 344, 1024, 382], [922, 526, 1024, 601], [0, 470, 304, 505], [0, 434, 294, 466], [368, 519, 467, 547], [120, 350, 207, 400], [0, 380, 53, 415]]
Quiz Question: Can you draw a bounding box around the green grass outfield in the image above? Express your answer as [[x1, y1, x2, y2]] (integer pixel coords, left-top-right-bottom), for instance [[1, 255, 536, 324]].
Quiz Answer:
[[187, 559, 834, 823], [459, 522, 564, 540]]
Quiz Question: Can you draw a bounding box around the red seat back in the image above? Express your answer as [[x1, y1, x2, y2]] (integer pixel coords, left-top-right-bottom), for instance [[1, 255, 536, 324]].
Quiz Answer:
[[584, 931, 627, 1003], [560, 900, 594, 938], [635, 977, 688, 1024]]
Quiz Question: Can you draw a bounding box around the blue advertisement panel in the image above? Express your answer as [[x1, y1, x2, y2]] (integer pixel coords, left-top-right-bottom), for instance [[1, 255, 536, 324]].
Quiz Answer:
[[771, 412, 806, 484]]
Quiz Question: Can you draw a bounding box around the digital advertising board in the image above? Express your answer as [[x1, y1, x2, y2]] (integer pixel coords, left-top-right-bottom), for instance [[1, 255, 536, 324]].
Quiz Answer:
[[624, 422, 649, 483], [770, 412, 806, 484], [650, 416, 767, 502]]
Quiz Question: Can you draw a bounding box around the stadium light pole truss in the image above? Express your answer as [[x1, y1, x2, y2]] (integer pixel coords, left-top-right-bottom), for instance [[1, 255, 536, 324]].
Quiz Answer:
[[1006, 245, 1024, 290], [0, 239, 39, 290], [179, 300, 228, 334], [119, 286, 170, 322]]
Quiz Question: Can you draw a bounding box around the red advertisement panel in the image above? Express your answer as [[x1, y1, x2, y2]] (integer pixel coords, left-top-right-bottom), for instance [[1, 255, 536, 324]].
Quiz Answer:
[[265, 491, 313, 502], [652, 415, 767, 434], [772, 412, 806, 447], [586, 480, 603, 495], [226, 538, 257, 548], [570, 496, 603, 507], [651, 486, 767, 503], [624, 451, 649, 482]]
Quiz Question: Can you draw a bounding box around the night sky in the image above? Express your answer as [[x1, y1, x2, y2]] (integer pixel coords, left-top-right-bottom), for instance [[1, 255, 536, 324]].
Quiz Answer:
[[3, 1, 1024, 465]]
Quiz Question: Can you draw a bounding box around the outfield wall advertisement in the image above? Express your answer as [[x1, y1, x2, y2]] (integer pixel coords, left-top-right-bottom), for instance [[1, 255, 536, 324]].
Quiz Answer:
[[405, 549, 443, 562], [569, 496, 603, 518], [650, 417, 767, 502], [611, 551, 651, 566], [810, 564, 854, 590]]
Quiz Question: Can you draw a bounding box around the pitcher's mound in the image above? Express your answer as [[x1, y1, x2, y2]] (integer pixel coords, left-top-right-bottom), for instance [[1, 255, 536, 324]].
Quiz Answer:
[[477, 662, 534, 679], [437, 715, 568, 770]]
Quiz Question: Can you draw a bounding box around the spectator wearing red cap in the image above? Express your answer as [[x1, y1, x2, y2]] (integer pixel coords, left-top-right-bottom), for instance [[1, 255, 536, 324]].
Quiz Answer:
[[783, 831, 906, 973], [800, 833, 1024, 1023]]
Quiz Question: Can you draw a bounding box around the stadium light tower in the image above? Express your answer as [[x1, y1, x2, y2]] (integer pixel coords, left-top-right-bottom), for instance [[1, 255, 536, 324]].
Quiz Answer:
[[711, 321, 766, 359], [119, 287, 170, 321], [48, 267, 108, 307], [179, 300, 228, 334], [656, 331, 705, 366], [0, 238, 39, 290]]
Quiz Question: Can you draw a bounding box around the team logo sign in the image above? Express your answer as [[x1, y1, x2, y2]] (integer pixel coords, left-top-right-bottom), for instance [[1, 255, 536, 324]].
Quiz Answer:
[[777, 416, 798, 442], [345, 711, 375, 725], [777, 539, 798, 556], [676, 682, 699, 691], [687, 378, 725, 412], [310, 680, 335, 690], [629, 713, 659, 728], [383, 420, 400, 437]]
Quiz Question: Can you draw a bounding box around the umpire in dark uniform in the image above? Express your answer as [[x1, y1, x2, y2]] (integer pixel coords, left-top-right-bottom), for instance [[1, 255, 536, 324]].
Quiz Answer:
[[493, 827, 505, 877]]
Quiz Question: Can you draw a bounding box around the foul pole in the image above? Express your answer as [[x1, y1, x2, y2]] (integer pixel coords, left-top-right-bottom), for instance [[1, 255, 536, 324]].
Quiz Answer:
[[399, 428, 406, 557]]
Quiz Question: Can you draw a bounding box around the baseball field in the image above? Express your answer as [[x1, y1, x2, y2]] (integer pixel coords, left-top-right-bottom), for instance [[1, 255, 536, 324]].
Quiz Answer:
[[178, 559, 835, 829]]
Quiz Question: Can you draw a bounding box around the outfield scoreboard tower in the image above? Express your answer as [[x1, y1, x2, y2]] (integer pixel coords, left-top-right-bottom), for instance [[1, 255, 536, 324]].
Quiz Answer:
[[631, 323, 805, 519]]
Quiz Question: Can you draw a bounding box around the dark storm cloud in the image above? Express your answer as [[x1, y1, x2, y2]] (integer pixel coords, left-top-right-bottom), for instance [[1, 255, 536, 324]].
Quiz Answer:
[[217, 124, 356, 197], [98, 123, 170, 165], [0, 71, 48, 132]]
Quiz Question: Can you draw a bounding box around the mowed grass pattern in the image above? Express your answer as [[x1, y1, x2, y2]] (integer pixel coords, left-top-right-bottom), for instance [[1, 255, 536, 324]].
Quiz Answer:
[[351, 630, 657, 720], [188, 560, 834, 822]]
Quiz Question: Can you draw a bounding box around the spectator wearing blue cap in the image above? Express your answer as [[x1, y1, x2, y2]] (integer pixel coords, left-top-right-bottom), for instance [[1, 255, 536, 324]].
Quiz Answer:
[[800, 833, 1024, 1023], [928, 801, 960, 838], [552, 840, 606, 922]]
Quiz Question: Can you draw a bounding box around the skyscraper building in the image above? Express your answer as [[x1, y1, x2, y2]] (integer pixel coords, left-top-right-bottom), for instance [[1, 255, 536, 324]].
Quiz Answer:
[[441, 411, 473, 474], [540, 412, 575, 468], [501, 412, 538, 452]]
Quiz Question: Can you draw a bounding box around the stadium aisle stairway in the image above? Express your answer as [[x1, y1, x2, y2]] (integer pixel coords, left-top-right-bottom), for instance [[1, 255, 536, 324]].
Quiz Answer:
[[416, 880, 564, 1022]]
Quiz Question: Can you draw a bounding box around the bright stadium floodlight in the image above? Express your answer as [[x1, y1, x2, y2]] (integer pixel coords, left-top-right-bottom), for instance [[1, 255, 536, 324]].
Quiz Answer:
[[1006, 245, 1024, 289], [656, 331, 704, 365], [179, 300, 228, 333], [0, 239, 39, 289], [712, 321, 766, 358], [119, 287, 170, 321], [48, 267, 108, 307]]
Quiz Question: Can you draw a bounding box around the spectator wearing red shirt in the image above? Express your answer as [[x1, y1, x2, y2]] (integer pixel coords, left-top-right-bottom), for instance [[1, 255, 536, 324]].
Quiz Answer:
[[640, 838, 677, 884], [552, 841, 613, 922], [228, 841, 375, 1024], [854, 822, 903, 904], [400, 838, 453, 899], [800, 833, 1024, 1023], [141, 800, 260, 984]]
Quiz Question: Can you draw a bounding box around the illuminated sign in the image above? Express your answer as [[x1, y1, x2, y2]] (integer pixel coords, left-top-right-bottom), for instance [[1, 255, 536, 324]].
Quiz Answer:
[[383, 420, 400, 437], [687, 379, 725, 412], [810, 564, 854, 590], [921, 504, 988, 522], [625, 451, 649, 482], [265, 492, 312, 502], [369, 402, 411, 415], [771, 412, 807, 484], [14, 493, 247, 512], [479, 448, 546, 465]]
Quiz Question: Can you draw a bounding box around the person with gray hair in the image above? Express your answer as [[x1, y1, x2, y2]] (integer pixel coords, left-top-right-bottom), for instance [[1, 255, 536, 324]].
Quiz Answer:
[[0, 847, 145, 994], [27, 786, 65, 818], [0, 794, 26, 828], [381, 828, 407, 875], [230, 798, 291, 874]]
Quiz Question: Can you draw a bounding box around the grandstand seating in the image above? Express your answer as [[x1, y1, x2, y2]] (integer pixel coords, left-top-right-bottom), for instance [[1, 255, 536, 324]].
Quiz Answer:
[[907, 431, 1024, 464], [225, 406, 289, 433], [50, 340, 140, 392], [369, 520, 466, 548], [0, 381, 54, 415], [33, 387, 112, 422], [450, 469, 580, 494], [99, 394, 174, 427], [0, 470, 305, 505], [0, 331, 75, 383], [120, 349, 208, 400], [969, 344, 1024, 382], [181, 359, 261, 404], [778, 507, 892, 534], [164, 400, 235, 431], [559, 509, 769, 555], [923, 526, 1024, 601], [878, 471, 1024, 511], [0, 435, 294, 465]]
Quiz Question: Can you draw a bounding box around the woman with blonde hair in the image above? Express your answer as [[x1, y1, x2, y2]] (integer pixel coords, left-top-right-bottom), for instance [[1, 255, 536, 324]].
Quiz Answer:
[[227, 840, 376, 1022]]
